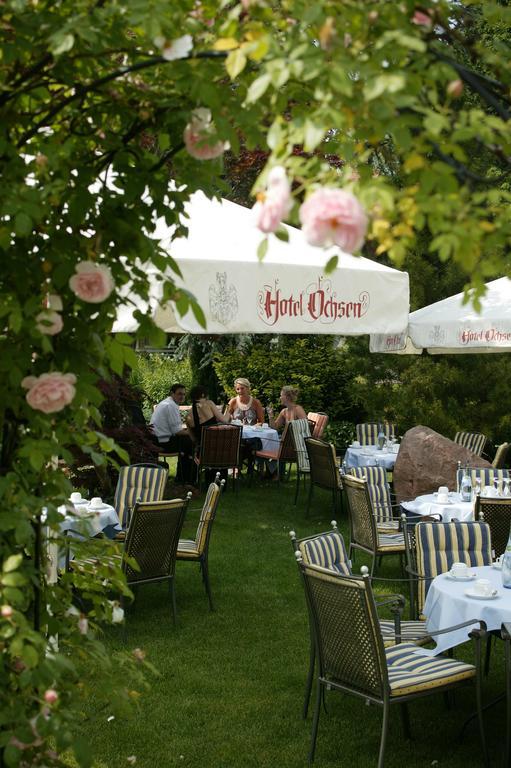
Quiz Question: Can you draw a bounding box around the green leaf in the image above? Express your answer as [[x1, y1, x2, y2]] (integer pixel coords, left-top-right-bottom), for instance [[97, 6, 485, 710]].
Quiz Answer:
[[245, 73, 271, 103], [3, 554, 22, 573], [14, 212, 32, 237], [1, 572, 27, 587], [364, 74, 406, 102], [274, 227, 289, 243], [325, 256, 339, 273], [226, 49, 247, 80], [191, 301, 207, 329], [49, 31, 75, 56], [257, 237, 268, 261], [303, 120, 325, 152]]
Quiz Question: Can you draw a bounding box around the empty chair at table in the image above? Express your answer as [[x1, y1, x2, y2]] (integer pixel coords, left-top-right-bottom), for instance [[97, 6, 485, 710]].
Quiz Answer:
[[474, 496, 511, 559], [455, 467, 510, 495], [454, 431, 488, 457], [289, 419, 312, 504], [343, 474, 405, 575], [123, 494, 191, 625], [307, 412, 329, 439], [356, 422, 396, 446], [493, 442, 510, 469], [298, 560, 489, 768], [195, 425, 242, 491], [114, 463, 168, 529], [304, 437, 343, 517], [349, 466, 399, 531], [255, 422, 296, 483]]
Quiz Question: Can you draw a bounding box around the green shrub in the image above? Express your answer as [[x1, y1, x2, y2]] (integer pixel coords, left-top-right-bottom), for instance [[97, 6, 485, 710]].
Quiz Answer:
[[323, 420, 356, 453], [130, 353, 193, 417]]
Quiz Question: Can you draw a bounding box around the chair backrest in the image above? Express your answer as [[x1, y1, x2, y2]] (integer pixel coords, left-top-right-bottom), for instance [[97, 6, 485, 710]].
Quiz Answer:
[[401, 513, 441, 619], [289, 419, 312, 472], [293, 524, 352, 576], [114, 464, 168, 528], [307, 412, 329, 439], [454, 431, 488, 457], [273, 421, 296, 463], [349, 466, 393, 525], [123, 496, 191, 583], [475, 496, 511, 559], [356, 422, 396, 446], [194, 479, 224, 555], [455, 467, 510, 493], [415, 520, 492, 615], [343, 474, 377, 552], [300, 562, 387, 700], [199, 425, 242, 469], [493, 442, 510, 469], [305, 437, 341, 492]]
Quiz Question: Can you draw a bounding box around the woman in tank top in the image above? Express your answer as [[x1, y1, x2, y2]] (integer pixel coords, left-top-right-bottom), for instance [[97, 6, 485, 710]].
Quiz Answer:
[[227, 378, 265, 425]]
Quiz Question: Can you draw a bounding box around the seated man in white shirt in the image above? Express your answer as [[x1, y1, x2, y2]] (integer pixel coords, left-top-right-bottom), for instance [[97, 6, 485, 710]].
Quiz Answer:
[[150, 383, 194, 484]]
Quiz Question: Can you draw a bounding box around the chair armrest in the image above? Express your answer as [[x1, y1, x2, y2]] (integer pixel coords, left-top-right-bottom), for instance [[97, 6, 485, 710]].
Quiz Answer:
[[374, 593, 406, 609], [426, 618, 486, 638], [501, 622, 511, 641]]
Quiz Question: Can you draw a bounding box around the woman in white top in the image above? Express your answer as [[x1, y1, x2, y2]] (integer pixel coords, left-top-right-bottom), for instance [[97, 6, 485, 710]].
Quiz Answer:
[[227, 378, 265, 425], [267, 385, 307, 431]]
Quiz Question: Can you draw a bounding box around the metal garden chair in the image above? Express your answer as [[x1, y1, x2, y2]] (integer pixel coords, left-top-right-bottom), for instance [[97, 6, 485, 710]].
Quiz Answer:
[[455, 467, 510, 494], [454, 431, 488, 457], [289, 418, 312, 505], [492, 442, 510, 469], [176, 475, 225, 610], [195, 424, 242, 491], [114, 463, 168, 529], [123, 494, 192, 625], [474, 496, 511, 560], [349, 466, 399, 531], [356, 422, 396, 446], [306, 412, 329, 439], [299, 560, 489, 767], [343, 474, 405, 575], [255, 421, 296, 483], [304, 437, 343, 517]]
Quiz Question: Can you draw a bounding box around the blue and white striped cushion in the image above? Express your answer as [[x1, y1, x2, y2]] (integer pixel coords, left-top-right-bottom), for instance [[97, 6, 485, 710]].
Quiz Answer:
[[114, 465, 168, 527], [386, 643, 475, 696], [299, 532, 351, 576]]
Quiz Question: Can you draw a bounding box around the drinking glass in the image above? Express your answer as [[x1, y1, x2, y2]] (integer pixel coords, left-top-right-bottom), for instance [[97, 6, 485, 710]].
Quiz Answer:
[[247, 415, 255, 426], [504, 478, 510, 497], [494, 477, 500, 496]]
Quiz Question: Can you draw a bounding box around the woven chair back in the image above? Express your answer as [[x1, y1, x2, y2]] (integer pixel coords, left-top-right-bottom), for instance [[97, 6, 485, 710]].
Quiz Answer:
[[415, 521, 492, 615], [343, 474, 377, 552], [299, 531, 351, 576], [475, 497, 511, 559], [307, 412, 329, 439], [356, 422, 396, 446], [493, 442, 510, 469], [124, 497, 190, 583], [194, 481, 223, 555], [289, 419, 312, 472], [276, 422, 297, 463], [114, 463, 168, 528], [199, 425, 242, 470], [455, 467, 510, 494], [454, 431, 488, 457], [301, 563, 386, 699], [305, 437, 340, 492], [349, 466, 393, 525]]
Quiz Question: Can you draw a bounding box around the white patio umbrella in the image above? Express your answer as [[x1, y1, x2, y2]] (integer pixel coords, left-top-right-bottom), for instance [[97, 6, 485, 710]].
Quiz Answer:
[[113, 191, 409, 336], [369, 277, 511, 354]]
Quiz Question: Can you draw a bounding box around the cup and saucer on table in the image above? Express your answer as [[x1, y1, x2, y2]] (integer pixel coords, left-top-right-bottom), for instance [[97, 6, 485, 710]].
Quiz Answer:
[[446, 561, 476, 581], [433, 486, 451, 505], [88, 496, 107, 511], [70, 491, 87, 505], [465, 578, 499, 600], [493, 555, 504, 570], [350, 440, 361, 448]]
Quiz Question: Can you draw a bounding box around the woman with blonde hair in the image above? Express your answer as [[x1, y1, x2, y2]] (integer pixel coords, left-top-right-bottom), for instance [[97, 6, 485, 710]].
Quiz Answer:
[[227, 377, 265, 425], [267, 385, 307, 430]]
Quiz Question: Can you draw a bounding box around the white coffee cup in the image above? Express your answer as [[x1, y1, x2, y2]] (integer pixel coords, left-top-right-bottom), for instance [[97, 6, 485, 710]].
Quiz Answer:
[[450, 562, 469, 579], [262, 423, 269, 429], [89, 497, 103, 509], [437, 485, 449, 503], [473, 578, 493, 596], [352, 440, 361, 448], [70, 492, 82, 504]]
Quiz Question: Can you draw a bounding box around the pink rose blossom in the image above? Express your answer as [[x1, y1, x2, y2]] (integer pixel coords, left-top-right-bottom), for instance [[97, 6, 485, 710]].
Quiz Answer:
[[183, 108, 229, 161], [69, 261, 114, 303], [412, 10, 432, 28], [447, 79, 463, 98], [35, 310, 63, 336], [299, 188, 368, 252], [253, 166, 292, 233], [1, 605, 13, 618], [22, 372, 77, 414], [46, 294, 63, 311], [44, 689, 58, 705]]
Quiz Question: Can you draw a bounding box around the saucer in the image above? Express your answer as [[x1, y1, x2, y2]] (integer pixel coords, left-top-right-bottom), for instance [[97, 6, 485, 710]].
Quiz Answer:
[[465, 588, 499, 600], [492, 561, 503, 570], [446, 572, 476, 582], [432, 499, 452, 505], [87, 502, 109, 511]]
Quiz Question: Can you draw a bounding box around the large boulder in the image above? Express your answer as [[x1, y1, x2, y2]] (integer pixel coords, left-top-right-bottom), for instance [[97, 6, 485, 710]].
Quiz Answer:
[[393, 425, 491, 502]]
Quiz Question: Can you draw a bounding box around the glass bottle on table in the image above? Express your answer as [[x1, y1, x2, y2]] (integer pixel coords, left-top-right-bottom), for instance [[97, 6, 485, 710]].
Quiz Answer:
[[460, 464, 472, 502], [502, 526, 511, 588], [377, 429, 385, 451]]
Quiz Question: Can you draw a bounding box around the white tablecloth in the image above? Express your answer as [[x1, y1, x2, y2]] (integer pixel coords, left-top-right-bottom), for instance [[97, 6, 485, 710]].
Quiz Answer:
[[59, 501, 122, 538], [344, 444, 399, 470], [241, 425, 279, 453], [401, 492, 473, 522], [423, 565, 511, 654]]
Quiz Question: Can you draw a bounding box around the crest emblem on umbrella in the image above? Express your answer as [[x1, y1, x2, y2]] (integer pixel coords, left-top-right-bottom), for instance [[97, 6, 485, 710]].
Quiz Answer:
[[429, 325, 445, 345], [209, 272, 238, 326]]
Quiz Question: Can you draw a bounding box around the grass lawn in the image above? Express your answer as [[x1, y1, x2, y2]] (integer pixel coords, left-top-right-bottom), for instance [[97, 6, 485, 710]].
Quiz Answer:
[[79, 469, 507, 768]]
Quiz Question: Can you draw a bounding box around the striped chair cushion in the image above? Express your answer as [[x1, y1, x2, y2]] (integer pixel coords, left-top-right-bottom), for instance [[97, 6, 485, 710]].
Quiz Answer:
[[176, 538, 199, 558], [386, 643, 475, 696], [377, 532, 405, 551], [379, 620, 430, 646], [456, 467, 510, 494], [307, 412, 329, 439], [289, 419, 312, 473], [194, 483, 221, 553], [454, 431, 487, 457], [356, 423, 396, 446], [350, 467, 394, 525], [415, 521, 492, 614], [114, 465, 168, 528], [299, 532, 351, 576]]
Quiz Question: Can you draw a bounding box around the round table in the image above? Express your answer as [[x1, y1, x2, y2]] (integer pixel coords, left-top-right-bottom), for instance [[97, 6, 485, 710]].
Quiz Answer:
[[344, 444, 399, 470], [60, 500, 122, 538], [401, 492, 473, 522], [423, 565, 510, 655], [241, 425, 279, 453]]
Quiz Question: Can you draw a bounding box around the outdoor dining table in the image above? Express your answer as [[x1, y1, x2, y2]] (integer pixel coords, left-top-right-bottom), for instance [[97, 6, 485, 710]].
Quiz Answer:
[[240, 424, 279, 453], [344, 443, 399, 470], [401, 491, 474, 522], [61, 499, 122, 538], [423, 564, 510, 655]]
